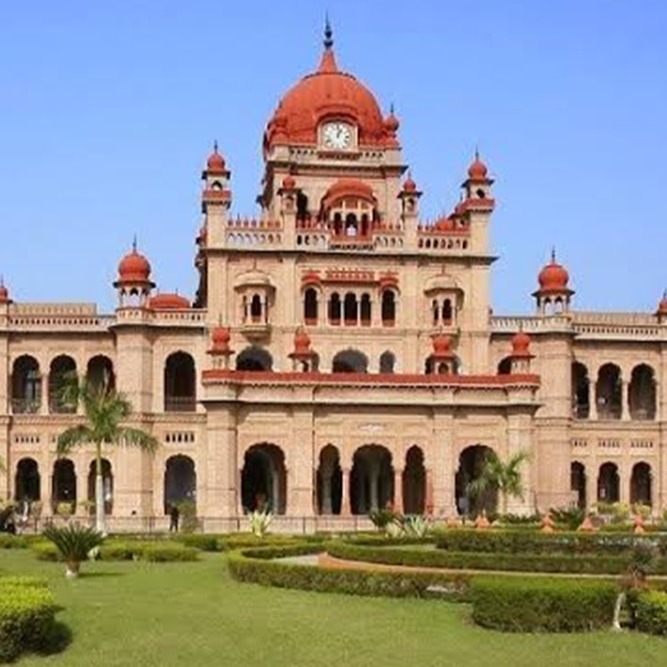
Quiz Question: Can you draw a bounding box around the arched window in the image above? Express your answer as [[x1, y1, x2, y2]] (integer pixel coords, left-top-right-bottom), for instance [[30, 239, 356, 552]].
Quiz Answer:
[[87, 355, 115, 394], [164, 455, 197, 514], [381, 291, 396, 326], [236, 346, 273, 372], [442, 299, 453, 324], [12, 355, 41, 414], [351, 445, 393, 514], [629, 364, 656, 420], [164, 352, 196, 412], [15, 458, 40, 502], [52, 459, 77, 512], [595, 364, 622, 420], [241, 444, 287, 514], [344, 293, 358, 325], [379, 351, 395, 373], [332, 349, 368, 373], [572, 362, 590, 419], [250, 294, 263, 322], [360, 293, 371, 325], [345, 213, 358, 236], [87, 459, 114, 515], [630, 462, 652, 506], [328, 293, 341, 325], [304, 288, 318, 325], [497, 357, 512, 375], [49, 355, 77, 414], [597, 462, 620, 503]]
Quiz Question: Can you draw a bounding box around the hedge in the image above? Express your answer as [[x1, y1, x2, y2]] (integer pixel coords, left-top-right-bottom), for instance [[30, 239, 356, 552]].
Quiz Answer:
[[227, 547, 471, 602], [436, 529, 667, 556], [32, 540, 199, 563], [470, 577, 618, 632], [326, 541, 667, 575], [0, 577, 58, 663], [633, 590, 667, 636], [0, 535, 29, 550]]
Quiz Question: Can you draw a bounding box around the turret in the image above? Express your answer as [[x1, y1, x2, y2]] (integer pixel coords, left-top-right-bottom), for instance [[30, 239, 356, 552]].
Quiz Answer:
[[202, 143, 232, 248], [113, 241, 154, 308], [533, 249, 574, 315]]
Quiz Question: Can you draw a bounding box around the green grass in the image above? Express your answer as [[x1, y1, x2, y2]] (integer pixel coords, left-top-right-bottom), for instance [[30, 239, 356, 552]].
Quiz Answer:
[[1, 549, 666, 666]]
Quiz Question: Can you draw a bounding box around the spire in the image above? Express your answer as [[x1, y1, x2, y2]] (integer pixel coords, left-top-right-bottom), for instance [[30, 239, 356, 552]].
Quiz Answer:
[[474, 145, 480, 161], [132, 234, 138, 253], [323, 14, 333, 50], [551, 246, 556, 263], [213, 139, 219, 154]]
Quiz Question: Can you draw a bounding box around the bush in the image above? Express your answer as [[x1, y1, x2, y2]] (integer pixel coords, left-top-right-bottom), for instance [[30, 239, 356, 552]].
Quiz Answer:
[[326, 541, 663, 575], [227, 548, 471, 602], [633, 590, 667, 635], [31, 543, 59, 562], [218, 533, 325, 552], [0, 578, 58, 663], [0, 535, 29, 549], [176, 534, 220, 552], [140, 544, 199, 562], [43, 523, 105, 578], [471, 577, 618, 632]]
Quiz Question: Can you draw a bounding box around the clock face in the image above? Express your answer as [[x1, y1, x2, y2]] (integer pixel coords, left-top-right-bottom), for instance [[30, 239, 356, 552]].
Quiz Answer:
[[322, 122, 352, 150]]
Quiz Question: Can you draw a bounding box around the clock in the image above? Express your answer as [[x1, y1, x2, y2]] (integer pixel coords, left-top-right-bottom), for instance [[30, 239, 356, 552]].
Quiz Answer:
[[322, 122, 352, 150]]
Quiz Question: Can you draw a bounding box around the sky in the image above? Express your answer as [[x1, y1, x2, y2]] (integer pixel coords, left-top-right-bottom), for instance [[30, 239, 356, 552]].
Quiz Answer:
[[1, 0, 666, 315]]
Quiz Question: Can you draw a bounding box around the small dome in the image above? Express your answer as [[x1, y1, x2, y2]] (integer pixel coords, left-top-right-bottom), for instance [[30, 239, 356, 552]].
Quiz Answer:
[[282, 174, 297, 189], [431, 333, 455, 358], [323, 178, 375, 208], [538, 250, 570, 292], [117, 244, 151, 283], [206, 144, 226, 172], [148, 292, 190, 310], [511, 330, 532, 357], [384, 111, 399, 134], [209, 326, 232, 355], [294, 328, 312, 355], [403, 174, 417, 193], [468, 153, 488, 181]]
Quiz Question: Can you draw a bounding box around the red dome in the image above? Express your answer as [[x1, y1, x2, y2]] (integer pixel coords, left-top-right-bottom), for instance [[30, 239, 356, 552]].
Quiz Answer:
[[148, 292, 190, 310], [323, 178, 375, 208], [468, 154, 488, 181], [117, 245, 151, 283], [264, 37, 391, 149], [209, 326, 232, 355], [384, 111, 399, 133], [282, 174, 297, 189], [538, 251, 570, 292], [431, 333, 455, 358], [403, 174, 417, 193], [206, 143, 226, 173], [511, 330, 532, 357]]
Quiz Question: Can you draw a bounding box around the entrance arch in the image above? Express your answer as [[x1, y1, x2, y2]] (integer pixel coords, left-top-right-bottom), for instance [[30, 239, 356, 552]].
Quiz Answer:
[[597, 462, 620, 503], [241, 444, 286, 514], [570, 461, 586, 509], [87, 459, 114, 515], [15, 458, 40, 502], [630, 462, 652, 506], [164, 455, 196, 513], [455, 445, 498, 516], [52, 459, 77, 511], [402, 446, 425, 515], [316, 445, 342, 515], [350, 445, 393, 514]]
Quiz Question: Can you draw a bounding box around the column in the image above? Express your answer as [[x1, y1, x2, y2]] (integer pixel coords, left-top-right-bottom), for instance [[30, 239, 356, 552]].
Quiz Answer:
[[369, 465, 379, 512], [393, 468, 403, 514], [40, 374, 48, 415], [341, 468, 351, 515], [425, 469, 434, 515], [621, 380, 630, 421], [320, 469, 333, 515]]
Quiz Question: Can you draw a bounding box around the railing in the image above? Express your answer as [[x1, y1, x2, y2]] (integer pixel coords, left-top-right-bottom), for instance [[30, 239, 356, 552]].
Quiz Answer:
[[164, 397, 197, 413], [572, 404, 590, 419], [597, 406, 622, 420], [11, 398, 42, 414]]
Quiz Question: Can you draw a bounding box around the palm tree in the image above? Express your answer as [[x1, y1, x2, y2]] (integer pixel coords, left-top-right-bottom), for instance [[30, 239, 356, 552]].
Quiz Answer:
[[467, 450, 530, 516], [57, 375, 158, 535]]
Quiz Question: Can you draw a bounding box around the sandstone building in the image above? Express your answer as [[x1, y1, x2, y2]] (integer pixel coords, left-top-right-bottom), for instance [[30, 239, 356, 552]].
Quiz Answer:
[[0, 27, 663, 530]]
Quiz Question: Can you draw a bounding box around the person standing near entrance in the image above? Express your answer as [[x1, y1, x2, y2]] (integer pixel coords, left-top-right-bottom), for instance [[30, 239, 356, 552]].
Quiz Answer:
[[169, 504, 180, 532]]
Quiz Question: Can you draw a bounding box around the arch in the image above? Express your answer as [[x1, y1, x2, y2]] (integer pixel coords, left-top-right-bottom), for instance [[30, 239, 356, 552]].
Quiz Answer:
[[497, 357, 512, 375], [597, 462, 620, 503], [595, 363, 622, 420], [87, 355, 115, 394], [241, 444, 287, 514], [48, 355, 76, 414], [360, 293, 372, 325], [343, 292, 358, 324], [432, 299, 439, 326], [455, 445, 498, 516], [14, 458, 40, 502], [351, 445, 393, 514], [442, 298, 453, 324], [379, 351, 395, 374], [629, 364, 656, 421], [345, 212, 358, 236], [164, 455, 196, 514], [381, 290, 396, 325], [236, 346, 273, 372], [570, 461, 586, 509], [164, 351, 196, 412], [402, 446, 425, 515], [316, 445, 342, 515], [87, 459, 114, 515], [332, 349, 368, 374], [571, 362, 590, 419], [11, 355, 41, 414], [630, 462, 652, 507], [250, 294, 263, 322], [328, 292, 341, 324], [52, 459, 77, 512], [304, 287, 318, 324]]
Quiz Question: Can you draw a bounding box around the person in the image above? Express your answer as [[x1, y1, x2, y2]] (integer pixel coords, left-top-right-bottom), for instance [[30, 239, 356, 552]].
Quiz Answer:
[[169, 504, 180, 533]]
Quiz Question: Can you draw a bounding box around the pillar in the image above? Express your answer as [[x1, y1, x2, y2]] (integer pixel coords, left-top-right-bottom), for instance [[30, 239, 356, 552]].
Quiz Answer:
[[393, 468, 403, 514], [320, 467, 333, 515], [341, 467, 351, 515], [622, 380, 630, 421]]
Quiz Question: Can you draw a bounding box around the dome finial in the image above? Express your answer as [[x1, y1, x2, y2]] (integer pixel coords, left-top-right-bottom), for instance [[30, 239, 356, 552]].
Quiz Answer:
[[551, 246, 556, 263], [213, 139, 219, 153], [132, 234, 138, 253], [324, 13, 333, 50]]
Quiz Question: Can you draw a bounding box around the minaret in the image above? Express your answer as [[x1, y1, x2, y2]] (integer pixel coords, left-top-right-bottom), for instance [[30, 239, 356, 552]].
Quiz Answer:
[[202, 142, 232, 249], [398, 172, 421, 249]]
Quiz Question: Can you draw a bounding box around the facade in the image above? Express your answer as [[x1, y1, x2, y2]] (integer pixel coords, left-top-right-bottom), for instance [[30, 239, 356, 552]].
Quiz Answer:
[[1, 28, 664, 530]]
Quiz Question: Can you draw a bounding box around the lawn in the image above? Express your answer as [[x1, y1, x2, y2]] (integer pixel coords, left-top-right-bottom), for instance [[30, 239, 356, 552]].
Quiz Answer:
[[1, 548, 666, 666]]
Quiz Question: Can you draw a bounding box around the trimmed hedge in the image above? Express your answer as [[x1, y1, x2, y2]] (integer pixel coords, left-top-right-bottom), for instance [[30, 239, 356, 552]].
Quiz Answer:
[[436, 529, 667, 556], [471, 577, 618, 632], [227, 547, 471, 602], [31, 540, 199, 563], [633, 590, 667, 636], [327, 541, 667, 575], [0, 577, 58, 663]]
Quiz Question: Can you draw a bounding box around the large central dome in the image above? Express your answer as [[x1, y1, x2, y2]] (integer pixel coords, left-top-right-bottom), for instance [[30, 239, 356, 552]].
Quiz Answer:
[[264, 27, 397, 150]]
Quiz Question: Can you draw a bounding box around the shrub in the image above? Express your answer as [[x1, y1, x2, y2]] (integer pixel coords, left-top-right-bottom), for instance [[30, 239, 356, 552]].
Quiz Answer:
[[471, 577, 618, 632], [140, 544, 199, 562], [177, 534, 220, 552], [549, 507, 585, 531], [227, 548, 471, 602], [0, 579, 58, 663], [176, 501, 199, 534], [368, 509, 399, 530], [0, 535, 29, 549], [31, 542, 59, 562], [43, 524, 105, 578], [633, 590, 667, 635], [248, 510, 273, 537]]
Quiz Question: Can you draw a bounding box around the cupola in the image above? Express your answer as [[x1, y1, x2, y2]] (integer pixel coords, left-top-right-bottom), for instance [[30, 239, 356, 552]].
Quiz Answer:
[[533, 249, 574, 315]]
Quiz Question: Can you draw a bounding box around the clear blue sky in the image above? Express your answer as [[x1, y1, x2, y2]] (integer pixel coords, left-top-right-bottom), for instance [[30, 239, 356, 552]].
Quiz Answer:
[[1, 0, 666, 314]]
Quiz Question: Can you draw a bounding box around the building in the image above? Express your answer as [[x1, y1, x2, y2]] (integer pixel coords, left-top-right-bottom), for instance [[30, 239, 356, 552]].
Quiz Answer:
[[0, 25, 663, 530]]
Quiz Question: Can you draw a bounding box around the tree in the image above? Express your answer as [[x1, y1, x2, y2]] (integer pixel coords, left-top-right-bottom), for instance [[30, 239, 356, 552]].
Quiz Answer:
[[57, 375, 158, 535], [467, 450, 530, 516]]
